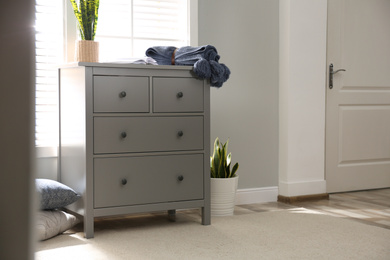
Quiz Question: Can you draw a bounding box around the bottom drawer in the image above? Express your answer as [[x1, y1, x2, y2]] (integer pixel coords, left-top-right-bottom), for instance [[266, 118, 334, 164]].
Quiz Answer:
[[94, 154, 204, 208]]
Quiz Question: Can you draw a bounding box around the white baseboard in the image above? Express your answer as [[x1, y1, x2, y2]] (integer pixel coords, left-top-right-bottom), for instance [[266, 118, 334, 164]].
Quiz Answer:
[[278, 180, 326, 197], [235, 186, 279, 205]]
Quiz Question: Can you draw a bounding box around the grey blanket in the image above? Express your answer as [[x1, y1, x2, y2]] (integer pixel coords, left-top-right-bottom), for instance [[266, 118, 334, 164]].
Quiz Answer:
[[145, 45, 230, 87]]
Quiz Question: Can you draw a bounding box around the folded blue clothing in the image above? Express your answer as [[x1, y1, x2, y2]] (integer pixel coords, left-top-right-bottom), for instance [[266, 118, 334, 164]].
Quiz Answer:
[[145, 46, 176, 65], [145, 45, 230, 87], [175, 45, 220, 65]]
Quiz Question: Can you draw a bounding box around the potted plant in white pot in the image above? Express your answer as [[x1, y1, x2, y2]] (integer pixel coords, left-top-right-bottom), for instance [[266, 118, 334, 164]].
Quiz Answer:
[[210, 137, 239, 216], [70, 0, 100, 62]]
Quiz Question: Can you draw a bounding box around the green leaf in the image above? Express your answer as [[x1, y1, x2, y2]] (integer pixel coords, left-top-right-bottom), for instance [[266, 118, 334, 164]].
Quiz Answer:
[[70, 0, 85, 40], [210, 137, 239, 178], [231, 163, 239, 178], [212, 138, 219, 161], [218, 151, 225, 178], [69, 0, 99, 41], [210, 167, 215, 178], [93, 0, 100, 40], [80, 0, 89, 39], [221, 150, 225, 178], [87, 0, 95, 40], [210, 156, 216, 178], [226, 163, 231, 179], [227, 152, 231, 166], [212, 138, 220, 177]]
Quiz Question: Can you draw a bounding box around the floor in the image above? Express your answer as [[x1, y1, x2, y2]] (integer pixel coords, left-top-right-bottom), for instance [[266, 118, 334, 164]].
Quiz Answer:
[[36, 188, 390, 260], [237, 188, 390, 230], [72, 188, 390, 234]]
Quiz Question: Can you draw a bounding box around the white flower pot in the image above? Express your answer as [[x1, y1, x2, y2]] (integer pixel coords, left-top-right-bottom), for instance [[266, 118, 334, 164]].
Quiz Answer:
[[210, 175, 239, 216]]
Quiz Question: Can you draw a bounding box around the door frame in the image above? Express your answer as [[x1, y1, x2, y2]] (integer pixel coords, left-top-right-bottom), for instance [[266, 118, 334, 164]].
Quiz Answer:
[[278, 0, 328, 198]]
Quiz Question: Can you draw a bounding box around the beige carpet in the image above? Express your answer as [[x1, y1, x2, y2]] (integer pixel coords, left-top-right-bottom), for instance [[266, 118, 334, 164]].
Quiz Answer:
[[36, 209, 390, 260]]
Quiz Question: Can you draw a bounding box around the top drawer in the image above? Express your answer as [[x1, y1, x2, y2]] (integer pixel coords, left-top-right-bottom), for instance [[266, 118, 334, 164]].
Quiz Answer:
[[153, 77, 204, 113], [94, 76, 149, 113]]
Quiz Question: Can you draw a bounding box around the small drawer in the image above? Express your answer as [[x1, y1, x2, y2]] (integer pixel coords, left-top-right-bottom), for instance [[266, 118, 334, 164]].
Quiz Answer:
[[94, 76, 149, 113], [94, 154, 204, 208], [153, 77, 204, 113], [94, 116, 203, 154]]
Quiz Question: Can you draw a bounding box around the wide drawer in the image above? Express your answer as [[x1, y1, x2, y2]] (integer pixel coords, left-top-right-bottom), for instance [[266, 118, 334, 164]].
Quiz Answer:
[[153, 77, 204, 113], [94, 154, 204, 208], [94, 116, 203, 154], [94, 76, 149, 113]]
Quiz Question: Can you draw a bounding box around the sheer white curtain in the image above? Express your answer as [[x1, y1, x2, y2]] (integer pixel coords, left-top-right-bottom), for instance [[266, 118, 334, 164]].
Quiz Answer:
[[35, 0, 191, 161]]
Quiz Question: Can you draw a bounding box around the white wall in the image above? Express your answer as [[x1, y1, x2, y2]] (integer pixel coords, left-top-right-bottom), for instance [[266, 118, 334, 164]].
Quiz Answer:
[[279, 0, 328, 196], [199, 0, 329, 198], [36, 157, 58, 179], [198, 0, 280, 192]]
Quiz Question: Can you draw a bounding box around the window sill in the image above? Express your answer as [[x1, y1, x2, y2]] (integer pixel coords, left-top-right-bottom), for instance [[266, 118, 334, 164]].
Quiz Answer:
[[36, 146, 58, 158]]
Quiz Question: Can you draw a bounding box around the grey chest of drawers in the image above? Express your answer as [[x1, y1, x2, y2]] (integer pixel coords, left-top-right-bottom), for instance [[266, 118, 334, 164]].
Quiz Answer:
[[59, 63, 210, 238]]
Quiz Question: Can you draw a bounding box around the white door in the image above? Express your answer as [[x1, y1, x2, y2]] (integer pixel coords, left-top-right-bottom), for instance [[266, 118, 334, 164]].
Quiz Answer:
[[326, 0, 390, 193]]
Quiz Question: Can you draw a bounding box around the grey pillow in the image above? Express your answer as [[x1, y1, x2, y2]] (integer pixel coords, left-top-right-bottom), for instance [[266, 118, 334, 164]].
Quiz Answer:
[[36, 179, 80, 210]]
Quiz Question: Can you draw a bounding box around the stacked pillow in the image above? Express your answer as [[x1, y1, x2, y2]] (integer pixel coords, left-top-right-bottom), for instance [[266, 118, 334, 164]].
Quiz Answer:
[[35, 179, 80, 240]]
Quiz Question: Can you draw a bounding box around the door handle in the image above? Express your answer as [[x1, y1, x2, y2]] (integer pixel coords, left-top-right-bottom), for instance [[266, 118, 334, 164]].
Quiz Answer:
[[329, 63, 346, 89]]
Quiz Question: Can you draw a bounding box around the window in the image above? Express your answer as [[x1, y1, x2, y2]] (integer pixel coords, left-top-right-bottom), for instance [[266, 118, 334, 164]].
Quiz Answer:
[[96, 0, 189, 61], [35, 0, 64, 156], [35, 0, 195, 157]]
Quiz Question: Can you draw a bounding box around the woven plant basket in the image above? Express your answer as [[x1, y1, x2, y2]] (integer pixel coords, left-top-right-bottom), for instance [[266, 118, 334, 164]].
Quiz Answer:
[[76, 40, 99, 62]]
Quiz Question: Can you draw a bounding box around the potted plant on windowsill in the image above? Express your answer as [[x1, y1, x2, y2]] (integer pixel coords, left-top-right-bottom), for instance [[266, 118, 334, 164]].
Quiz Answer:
[[210, 137, 239, 216], [70, 0, 100, 62]]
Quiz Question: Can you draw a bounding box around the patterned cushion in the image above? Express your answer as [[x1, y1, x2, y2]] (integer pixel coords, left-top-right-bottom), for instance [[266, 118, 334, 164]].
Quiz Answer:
[[36, 210, 80, 240], [36, 179, 80, 210]]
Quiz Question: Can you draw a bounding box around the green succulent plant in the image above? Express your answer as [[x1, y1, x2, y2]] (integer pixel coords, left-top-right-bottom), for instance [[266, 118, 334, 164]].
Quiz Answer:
[[210, 137, 239, 178], [70, 0, 100, 41]]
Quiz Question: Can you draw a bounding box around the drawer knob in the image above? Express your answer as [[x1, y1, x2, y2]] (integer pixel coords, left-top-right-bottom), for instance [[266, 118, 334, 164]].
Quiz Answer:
[[119, 91, 127, 98], [177, 131, 184, 137], [177, 92, 184, 98], [121, 178, 127, 185], [121, 132, 127, 138], [177, 175, 184, 181]]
